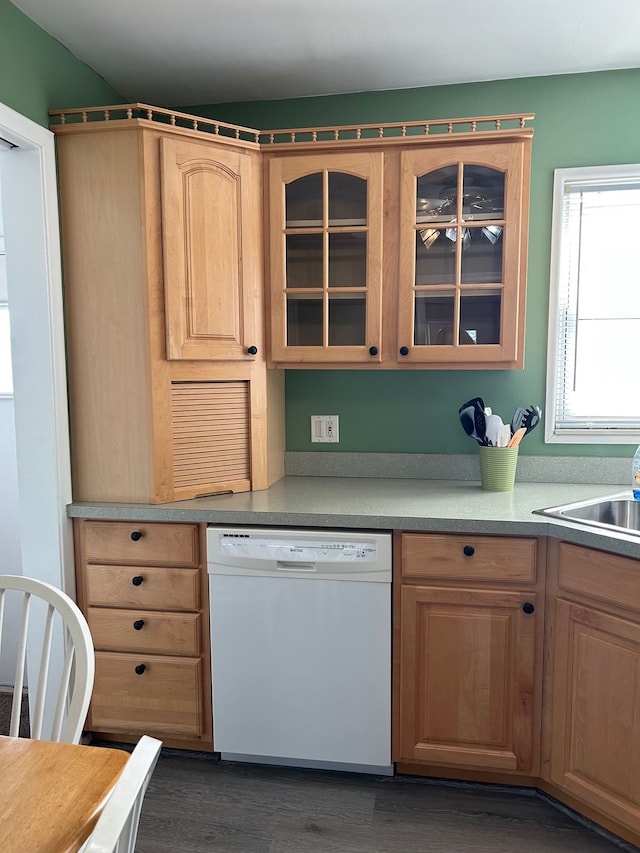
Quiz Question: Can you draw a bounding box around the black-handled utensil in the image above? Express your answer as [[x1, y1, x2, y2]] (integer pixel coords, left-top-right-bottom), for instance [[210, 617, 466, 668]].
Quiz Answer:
[[522, 405, 542, 435]]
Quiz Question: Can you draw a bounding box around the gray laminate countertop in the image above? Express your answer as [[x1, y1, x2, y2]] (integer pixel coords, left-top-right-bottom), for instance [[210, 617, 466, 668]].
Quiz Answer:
[[67, 476, 640, 560]]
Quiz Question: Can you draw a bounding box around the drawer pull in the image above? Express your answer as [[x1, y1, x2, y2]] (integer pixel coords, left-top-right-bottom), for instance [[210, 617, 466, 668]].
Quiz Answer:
[[131, 575, 144, 586], [134, 664, 146, 675], [522, 602, 535, 615], [133, 619, 145, 631], [463, 545, 475, 557], [130, 531, 143, 541]]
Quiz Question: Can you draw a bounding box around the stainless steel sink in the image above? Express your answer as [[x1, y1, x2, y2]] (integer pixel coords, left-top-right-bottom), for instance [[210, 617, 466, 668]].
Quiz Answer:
[[534, 492, 640, 537]]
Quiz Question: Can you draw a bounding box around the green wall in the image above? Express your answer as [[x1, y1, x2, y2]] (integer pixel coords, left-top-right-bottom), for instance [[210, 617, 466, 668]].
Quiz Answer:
[[1, 0, 636, 458], [0, 0, 122, 126], [190, 70, 640, 457]]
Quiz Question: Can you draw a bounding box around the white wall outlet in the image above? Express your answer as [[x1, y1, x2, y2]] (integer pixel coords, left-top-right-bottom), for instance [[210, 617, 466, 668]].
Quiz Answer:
[[311, 415, 339, 443]]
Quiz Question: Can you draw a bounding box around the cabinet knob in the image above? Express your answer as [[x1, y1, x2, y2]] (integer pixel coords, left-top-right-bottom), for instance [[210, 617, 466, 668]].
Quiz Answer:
[[463, 545, 475, 557], [247, 345, 258, 355], [133, 619, 145, 631], [399, 346, 410, 356], [369, 346, 379, 356], [130, 531, 143, 541], [134, 664, 146, 675], [131, 575, 144, 586], [522, 602, 535, 614]]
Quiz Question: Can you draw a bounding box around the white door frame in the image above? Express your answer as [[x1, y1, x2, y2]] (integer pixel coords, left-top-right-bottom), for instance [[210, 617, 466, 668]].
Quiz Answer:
[[0, 101, 74, 594]]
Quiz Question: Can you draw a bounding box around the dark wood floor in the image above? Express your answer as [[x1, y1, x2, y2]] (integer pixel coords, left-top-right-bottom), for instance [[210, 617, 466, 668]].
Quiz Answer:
[[134, 752, 639, 853]]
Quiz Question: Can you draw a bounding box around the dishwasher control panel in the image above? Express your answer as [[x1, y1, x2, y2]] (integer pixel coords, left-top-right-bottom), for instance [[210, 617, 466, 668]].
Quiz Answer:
[[207, 527, 392, 581]]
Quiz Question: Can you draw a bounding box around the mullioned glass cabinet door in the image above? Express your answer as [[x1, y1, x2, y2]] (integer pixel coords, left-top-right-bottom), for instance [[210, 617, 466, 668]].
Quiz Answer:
[[398, 140, 531, 368], [268, 152, 384, 364]]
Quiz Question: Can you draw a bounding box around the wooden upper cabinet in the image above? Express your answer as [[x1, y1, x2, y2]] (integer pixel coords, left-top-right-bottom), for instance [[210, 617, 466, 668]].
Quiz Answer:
[[161, 137, 260, 361], [397, 139, 531, 368], [267, 151, 384, 364]]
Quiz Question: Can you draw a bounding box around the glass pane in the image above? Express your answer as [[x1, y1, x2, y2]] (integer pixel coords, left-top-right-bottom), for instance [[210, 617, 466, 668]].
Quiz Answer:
[[328, 296, 366, 346], [416, 166, 459, 222], [461, 225, 503, 284], [415, 229, 456, 285], [287, 295, 323, 346], [328, 232, 366, 288], [286, 233, 323, 289], [460, 292, 502, 344], [286, 173, 323, 226], [414, 293, 455, 345], [463, 165, 504, 221], [328, 173, 367, 225]]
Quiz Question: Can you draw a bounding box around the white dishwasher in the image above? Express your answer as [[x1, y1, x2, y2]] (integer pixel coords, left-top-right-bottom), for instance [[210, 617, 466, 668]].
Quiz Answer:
[[207, 526, 392, 775]]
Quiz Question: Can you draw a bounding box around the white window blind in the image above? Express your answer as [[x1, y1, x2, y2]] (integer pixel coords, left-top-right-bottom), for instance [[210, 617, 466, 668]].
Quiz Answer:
[[546, 165, 640, 444]]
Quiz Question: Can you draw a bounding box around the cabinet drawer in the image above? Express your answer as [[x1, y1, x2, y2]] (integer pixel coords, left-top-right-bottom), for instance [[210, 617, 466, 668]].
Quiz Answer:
[[401, 533, 537, 583], [88, 608, 201, 655], [557, 542, 640, 611], [85, 564, 200, 610], [83, 521, 200, 566], [90, 652, 204, 737]]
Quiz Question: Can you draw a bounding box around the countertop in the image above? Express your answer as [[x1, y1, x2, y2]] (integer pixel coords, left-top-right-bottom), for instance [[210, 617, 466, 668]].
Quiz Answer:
[[68, 476, 640, 560]]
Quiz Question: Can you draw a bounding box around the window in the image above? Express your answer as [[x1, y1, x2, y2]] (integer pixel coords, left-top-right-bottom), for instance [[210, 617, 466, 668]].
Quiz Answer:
[[0, 303, 13, 397], [546, 164, 640, 444]]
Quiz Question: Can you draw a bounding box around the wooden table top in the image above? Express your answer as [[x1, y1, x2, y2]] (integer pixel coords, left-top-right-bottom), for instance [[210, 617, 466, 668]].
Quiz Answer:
[[0, 735, 129, 853]]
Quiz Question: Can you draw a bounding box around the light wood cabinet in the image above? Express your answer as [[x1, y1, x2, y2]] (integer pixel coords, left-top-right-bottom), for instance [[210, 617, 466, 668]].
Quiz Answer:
[[74, 519, 213, 751], [397, 139, 531, 368], [265, 124, 532, 369], [542, 541, 640, 843], [394, 532, 544, 777], [266, 150, 384, 364], [53, 116, 284, 504]]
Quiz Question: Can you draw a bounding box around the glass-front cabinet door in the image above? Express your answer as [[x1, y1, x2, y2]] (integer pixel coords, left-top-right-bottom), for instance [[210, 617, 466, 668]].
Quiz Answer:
[[398, 141, 530, 367], [268, 152, 383, 363]]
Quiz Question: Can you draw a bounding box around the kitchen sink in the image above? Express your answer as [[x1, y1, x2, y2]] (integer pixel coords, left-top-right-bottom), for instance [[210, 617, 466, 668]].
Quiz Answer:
[[534, 492, 640, 537]]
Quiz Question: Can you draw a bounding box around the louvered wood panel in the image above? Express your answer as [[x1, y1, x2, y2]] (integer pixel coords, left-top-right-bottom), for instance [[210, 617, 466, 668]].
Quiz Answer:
[[170, 382, 250, 490]]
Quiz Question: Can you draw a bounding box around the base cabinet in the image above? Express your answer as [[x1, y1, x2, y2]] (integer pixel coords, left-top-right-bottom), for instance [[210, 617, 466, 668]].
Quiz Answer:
[[394, 532, 543, 777], [544, 541, 640, 842], [74, 518, 213, 751]]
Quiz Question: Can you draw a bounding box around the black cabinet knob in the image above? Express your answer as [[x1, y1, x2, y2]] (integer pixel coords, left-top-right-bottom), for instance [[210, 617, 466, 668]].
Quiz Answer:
[[399, 346, 410, 356], [522, 602, 535, 615], [247, 345, 258, 355], [130, 531, 142, 541], [133, 619, 145, 631], [463, 545, 475, 557], [369, 346, 379, 356], [134, 664, 146, 675], [131, 575, 144, 586]]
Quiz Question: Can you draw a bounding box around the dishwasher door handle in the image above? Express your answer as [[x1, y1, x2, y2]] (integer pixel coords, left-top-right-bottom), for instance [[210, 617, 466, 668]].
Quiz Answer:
[[276, 561, 317, 572]]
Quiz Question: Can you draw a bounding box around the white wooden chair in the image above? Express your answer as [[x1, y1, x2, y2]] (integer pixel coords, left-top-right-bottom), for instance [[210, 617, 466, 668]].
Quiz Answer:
[[0, 574, 94, 743], [80, 735, 162, 853]]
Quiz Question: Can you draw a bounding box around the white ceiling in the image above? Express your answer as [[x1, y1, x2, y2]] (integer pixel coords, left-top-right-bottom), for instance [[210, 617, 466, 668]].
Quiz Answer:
[[12, 0, 640, 107]]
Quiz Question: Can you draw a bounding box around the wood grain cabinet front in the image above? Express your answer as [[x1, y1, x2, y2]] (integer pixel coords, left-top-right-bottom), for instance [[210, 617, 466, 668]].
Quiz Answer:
[[53, 116, 284, 504], [394, 531, 544, 778], [74, 519, 213, 751], [543, 541, 640, 843]]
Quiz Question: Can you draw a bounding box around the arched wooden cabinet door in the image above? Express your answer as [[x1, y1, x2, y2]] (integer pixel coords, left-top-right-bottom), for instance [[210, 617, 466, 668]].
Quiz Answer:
[[161, 137, 261, 361], [267, 151, 384, 364], [397, 139, 531, 369]]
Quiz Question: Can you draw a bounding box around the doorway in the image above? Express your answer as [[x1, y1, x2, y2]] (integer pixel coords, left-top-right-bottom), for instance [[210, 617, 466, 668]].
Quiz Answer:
[[0, 101, 73, 594]]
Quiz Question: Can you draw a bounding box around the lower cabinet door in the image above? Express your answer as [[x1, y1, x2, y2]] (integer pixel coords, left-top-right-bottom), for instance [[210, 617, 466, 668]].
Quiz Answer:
[[90, 651, 204, 737], [396, 585, 539, 772], [550, 599, 640, 832]]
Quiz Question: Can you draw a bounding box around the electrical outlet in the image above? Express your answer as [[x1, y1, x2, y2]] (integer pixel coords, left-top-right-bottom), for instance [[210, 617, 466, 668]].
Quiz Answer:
[[311, 415, 339, 443]]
